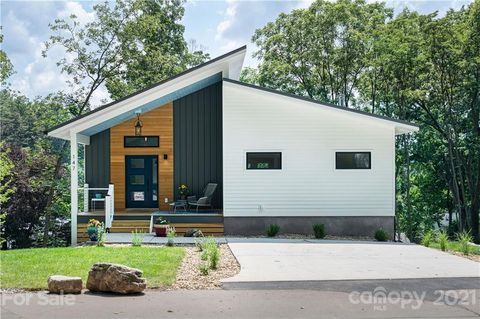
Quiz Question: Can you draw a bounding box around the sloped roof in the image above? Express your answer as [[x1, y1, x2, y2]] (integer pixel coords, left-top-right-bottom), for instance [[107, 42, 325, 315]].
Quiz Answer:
[[48, 46, 247, 140], [223, 78, 419, 134]]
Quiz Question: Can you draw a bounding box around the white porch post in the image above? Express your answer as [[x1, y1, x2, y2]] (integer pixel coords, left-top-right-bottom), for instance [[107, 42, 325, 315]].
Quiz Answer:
[[70, 132, 78, 246]]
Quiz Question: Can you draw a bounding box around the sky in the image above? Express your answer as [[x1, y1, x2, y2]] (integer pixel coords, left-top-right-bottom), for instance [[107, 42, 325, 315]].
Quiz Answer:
[[0, 0, 474, 107]]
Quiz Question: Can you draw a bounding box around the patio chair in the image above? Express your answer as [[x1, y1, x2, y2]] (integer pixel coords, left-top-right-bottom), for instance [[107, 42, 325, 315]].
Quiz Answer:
[[187, 183, 218, 212]]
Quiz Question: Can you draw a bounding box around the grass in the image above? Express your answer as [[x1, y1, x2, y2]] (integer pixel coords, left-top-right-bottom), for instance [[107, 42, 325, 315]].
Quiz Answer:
[[0, 246, 185, 289], [430, 241, 480, 256]]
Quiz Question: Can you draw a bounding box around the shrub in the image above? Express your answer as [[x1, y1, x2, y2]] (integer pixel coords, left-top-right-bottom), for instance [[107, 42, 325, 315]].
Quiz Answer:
[[131, 229, 144, 247], [374, 228, 389, 242], [198, 237, 220, 269], [199, 262, 209, 275], [209, 243, 220, 270], [313, 224, 326, 239], [457, 231, 473, 255], [421, 230, 434, 247], [267, 224, 280, 237], [96, 224, 107, 247], [166, 227, 176, 247], [438, 230, 448, 251]]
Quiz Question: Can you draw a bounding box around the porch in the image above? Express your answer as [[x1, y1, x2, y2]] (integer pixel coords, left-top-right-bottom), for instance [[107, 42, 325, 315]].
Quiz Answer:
[[76, 196, 224, 242]]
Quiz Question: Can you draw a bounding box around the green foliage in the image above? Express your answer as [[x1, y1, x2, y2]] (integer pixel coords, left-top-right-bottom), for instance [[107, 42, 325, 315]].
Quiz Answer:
[[131, 229, 145, 247], [421, 230, 434, 247], [166, 227, 176, 247], [198, 237, 220, 270], [199, 262, 209, 276], [457, 231, 473, 255], [96, 224, 107, 247], [267, 224, 280, 237], [0, 29, 14, 84], [155, 217, 168, 225], [374, 229, 389, 242], [438, 230, 449, 251], [312, 224, 326, 239]]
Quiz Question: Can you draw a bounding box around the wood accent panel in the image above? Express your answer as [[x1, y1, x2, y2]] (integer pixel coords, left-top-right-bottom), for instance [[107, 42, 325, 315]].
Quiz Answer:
[[110, 103, 173, 210]]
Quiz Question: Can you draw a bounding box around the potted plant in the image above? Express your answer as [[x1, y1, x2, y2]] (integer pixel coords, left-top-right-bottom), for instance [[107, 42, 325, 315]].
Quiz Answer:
[[153, 217, 169, 237], [87, 219, 102, 241], [178, 184, 189, 200]]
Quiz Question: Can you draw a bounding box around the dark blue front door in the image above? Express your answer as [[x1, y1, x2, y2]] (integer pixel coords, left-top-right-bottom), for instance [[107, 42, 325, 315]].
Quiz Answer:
[[125, 155, 158, 208]]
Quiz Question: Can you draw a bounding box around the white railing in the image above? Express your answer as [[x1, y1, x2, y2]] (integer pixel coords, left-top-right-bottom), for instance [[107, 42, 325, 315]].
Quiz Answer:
[[81, 183, 115, 229], [105, 184, 114, 229]]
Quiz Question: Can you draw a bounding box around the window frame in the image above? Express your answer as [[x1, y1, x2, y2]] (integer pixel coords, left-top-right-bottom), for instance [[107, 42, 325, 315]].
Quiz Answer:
[[246, 151, 282, 170], [335, 151, 372, 170], [124, 136, 160, 148]]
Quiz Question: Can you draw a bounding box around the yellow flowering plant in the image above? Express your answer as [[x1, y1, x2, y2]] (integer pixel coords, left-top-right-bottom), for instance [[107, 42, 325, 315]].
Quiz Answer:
[[178, 184, 189, 196]]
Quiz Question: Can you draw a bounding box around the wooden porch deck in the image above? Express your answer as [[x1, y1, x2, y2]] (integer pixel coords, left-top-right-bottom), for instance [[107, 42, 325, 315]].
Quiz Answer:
[[77, 209, 224, 242]]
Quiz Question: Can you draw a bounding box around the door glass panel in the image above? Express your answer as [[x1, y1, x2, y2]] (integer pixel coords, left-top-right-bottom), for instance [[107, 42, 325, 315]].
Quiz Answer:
[[130, 175, 145, 185], [132, 191, 145, 201], [152, 158, 158, 201], [152, 158, 157, 184], [130, 158, 144, 168]]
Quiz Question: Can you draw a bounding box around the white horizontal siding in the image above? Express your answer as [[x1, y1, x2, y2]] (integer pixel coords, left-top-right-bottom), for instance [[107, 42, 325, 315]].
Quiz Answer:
[[222, 82, 395, 217]]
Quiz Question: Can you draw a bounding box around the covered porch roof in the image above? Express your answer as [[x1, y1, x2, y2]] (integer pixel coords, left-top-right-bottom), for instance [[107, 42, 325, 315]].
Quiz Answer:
[[48, 45, 247, 142]]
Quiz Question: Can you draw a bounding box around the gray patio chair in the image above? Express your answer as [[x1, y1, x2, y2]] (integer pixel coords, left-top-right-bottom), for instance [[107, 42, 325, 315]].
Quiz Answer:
[[187, 183, 218, 212]]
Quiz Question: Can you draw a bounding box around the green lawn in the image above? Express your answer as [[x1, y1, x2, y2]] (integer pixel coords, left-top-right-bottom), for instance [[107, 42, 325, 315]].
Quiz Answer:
[[429, 241, 480, 255], [0, 246, 185, 289]]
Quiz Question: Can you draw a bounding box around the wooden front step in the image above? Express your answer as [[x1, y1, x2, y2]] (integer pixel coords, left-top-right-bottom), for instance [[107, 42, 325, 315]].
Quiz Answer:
[[77, 221, 224, 242]]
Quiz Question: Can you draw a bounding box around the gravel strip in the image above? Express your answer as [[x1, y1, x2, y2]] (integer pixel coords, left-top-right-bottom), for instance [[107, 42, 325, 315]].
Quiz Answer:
[[172, 244, 240, 290]]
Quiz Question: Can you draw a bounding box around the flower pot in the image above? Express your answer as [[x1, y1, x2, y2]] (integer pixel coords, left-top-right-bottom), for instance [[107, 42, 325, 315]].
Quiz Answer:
[[154, 225, 169, 237], [87, 226, 98, 241]]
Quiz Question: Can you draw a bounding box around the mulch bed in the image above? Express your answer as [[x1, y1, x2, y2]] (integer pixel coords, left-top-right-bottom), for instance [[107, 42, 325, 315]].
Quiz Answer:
[[172, 244, 240, 290]]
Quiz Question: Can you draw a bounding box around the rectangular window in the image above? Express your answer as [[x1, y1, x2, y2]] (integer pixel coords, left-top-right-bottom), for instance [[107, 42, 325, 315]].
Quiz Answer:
[[246, 152, 282, 170], [335, 152, 371, 169], [124, 136, 159, 148]]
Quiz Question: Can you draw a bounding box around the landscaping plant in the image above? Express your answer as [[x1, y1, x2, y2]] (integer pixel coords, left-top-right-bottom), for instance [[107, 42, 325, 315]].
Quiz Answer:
[[313, 224, 326, 239], [96, 224, 107, 247], [199, 262, 209, 276], [131, 229, 144, 247], [374, 228, 389, 242], [166, 227, 176, 247], [198, 237, 220, 270], [267, 224, 280, 237], [421, 230, 434, 247], [457, 231, 473, 255], [438, 230, 449, 251]]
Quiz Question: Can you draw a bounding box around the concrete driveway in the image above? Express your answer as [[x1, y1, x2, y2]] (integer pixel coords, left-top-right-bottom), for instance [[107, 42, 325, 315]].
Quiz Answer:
[[224, 239, 480, 283]]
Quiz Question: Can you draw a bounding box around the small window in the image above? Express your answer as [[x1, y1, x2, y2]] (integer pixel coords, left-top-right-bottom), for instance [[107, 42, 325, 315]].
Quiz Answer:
[[124, 136, 159, 147], [335, 152, 371, 169], [247, 152, 282, 170]]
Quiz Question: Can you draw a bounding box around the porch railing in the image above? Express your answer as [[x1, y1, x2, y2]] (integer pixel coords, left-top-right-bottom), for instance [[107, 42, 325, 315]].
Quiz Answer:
[[81, 183, 115, 229]]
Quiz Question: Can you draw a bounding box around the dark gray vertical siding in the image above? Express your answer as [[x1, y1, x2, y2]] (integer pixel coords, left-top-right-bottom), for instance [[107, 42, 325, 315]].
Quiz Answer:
[[173, 81, 223, 208], [85, 129, 110, 188]]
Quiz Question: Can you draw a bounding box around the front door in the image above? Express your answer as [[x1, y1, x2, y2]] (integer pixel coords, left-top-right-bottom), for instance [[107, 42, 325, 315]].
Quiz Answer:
[[125, 155, 158, 208]]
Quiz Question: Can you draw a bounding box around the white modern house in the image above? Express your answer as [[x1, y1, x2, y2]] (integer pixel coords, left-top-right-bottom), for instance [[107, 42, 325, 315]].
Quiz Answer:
[[48, 46, 418, 245]]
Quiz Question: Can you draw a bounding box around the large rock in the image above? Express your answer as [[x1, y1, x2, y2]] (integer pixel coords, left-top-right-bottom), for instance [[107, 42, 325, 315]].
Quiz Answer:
[[48, 275, 82, 294], [86, 263, 146, 294]]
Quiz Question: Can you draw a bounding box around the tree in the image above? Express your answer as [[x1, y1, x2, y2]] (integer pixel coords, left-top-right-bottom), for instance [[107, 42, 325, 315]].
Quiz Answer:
[[252, 0, 392, 107], [105, 0, 209, 99], [0, 28, 14, 84]]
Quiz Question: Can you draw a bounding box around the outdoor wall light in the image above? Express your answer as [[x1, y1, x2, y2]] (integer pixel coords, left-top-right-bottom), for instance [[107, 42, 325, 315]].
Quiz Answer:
[[134, 112, 143, 136], [163, 154, 168, 160]]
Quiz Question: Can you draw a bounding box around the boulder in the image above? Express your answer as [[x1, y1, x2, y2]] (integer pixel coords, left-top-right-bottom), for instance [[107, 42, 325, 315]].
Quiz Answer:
[[184, 229, 203, 237], [48, 275, 82, 294], [86, 263, 146, 294]]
